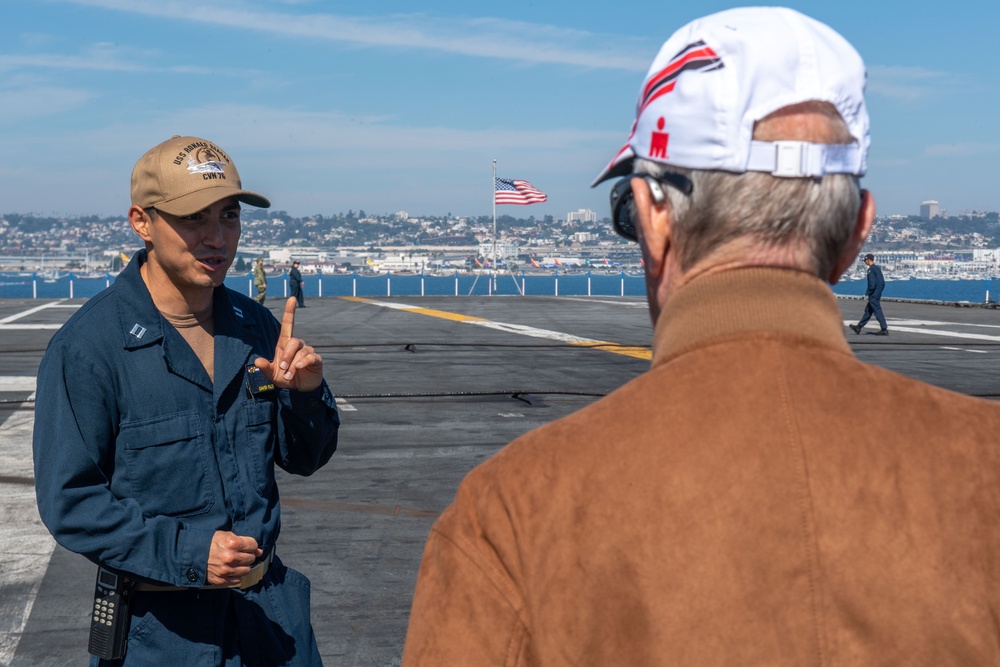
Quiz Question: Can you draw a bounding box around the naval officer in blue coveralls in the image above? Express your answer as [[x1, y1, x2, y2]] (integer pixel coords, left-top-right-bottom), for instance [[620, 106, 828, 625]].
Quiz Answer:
[[32, 135, 340, 665], [849, 252, 888, 335]]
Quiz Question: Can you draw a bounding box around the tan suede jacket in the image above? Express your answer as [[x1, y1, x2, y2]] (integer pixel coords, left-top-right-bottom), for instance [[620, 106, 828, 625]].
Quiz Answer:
[[403, 267, 1000, 666]]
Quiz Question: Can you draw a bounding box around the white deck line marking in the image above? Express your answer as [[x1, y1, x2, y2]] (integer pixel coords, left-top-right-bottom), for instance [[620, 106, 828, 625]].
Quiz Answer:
[[354, 298, 604, 343], [0, 377, 36, 392], [0, 301, 67, 324], [889, 318, 1000, 330], [880, 326, 1000, 342], [357, 301, 420, 311], [941, 347, 989, 354], [0, 301, 79, 330], [0, 405, 57, 665], [468, 320, 599, 344], [561, 297, 646, 307], [0, 324, 64, 330], [335, 397, 357, 412], [843, 319, 1000, 343]]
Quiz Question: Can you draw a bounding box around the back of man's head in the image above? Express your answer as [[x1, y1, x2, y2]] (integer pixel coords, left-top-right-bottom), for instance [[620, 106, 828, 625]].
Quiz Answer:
[[594, 7, 870, 278]]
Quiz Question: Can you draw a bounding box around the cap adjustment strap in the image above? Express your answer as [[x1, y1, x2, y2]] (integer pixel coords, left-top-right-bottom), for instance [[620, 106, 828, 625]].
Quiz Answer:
[[747, 141, 863, 178]]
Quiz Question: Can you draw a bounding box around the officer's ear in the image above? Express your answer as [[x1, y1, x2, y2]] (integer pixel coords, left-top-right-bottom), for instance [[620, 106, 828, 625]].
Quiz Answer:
[[128, 206, 155, 243]]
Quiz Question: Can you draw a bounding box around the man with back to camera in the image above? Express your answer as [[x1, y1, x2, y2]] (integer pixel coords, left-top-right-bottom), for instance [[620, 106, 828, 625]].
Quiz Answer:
[[850, 252, 888, 335], [32, 135, 339, 665], [289, 260, 305, 307], [403, 7, 1000, 665]]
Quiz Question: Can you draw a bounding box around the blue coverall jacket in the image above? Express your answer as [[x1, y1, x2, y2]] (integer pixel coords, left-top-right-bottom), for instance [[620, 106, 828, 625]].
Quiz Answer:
[[33, 250, 339, 665], [865, 263, 885, 299]]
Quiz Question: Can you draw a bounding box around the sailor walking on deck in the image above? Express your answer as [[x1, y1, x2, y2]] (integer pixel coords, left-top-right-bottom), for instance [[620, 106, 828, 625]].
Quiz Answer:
[[289, 260, 305, 307], [850, 252, 888, 335]]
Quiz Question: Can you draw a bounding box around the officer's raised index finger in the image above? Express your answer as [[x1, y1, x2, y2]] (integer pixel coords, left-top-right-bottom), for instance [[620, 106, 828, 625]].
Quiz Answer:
[[281, 297, 297, 339]]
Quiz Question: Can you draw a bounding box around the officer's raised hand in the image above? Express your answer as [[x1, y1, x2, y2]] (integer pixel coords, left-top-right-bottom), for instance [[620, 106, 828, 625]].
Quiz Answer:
[[254, 298, 324, 392]]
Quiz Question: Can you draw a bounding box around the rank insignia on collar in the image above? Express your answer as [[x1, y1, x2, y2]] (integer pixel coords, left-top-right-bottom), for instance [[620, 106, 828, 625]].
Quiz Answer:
[[245, 364, 275, 396], [233, 306, 244, 319], [129, 324, 147, 339]]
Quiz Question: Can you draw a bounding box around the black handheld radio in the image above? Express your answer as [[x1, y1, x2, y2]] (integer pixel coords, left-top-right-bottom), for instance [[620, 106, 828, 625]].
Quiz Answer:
[[88, 566, 134, 660]]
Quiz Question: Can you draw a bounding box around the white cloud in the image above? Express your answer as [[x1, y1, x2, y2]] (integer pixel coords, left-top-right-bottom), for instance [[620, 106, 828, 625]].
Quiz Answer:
[[0, 86, 94, 120], [53, 0, 652, 71], [118, 103, 621, 166], [0, 44, 260, 78], [867, 65, 956, 102], [0, 102, 619, 215], [19, 33, 60, 48], [924, 142, 1000, 157]]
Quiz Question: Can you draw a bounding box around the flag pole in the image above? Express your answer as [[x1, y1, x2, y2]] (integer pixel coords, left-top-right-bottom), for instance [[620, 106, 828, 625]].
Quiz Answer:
[[492, 159, 497, 295]]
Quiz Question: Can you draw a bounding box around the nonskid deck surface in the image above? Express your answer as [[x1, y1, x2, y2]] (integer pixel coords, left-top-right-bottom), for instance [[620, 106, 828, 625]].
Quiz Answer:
[[2, 294, 999, 665]]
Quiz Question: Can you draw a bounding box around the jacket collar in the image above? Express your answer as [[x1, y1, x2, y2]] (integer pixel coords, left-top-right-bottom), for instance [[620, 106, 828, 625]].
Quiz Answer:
[[115, 249, 165, 350], [651, 267, 851, 367]]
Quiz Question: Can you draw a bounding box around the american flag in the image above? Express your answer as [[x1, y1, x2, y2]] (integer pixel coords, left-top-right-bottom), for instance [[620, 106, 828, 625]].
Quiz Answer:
[[495, 178, 547, 205]]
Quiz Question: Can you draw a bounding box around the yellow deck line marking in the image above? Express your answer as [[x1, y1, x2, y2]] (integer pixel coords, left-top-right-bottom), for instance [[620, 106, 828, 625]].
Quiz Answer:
[[343, 297, 652, 360], [582, 343, 653, 360], [341, 296, 489, 322], [405, 307, 490, 323]]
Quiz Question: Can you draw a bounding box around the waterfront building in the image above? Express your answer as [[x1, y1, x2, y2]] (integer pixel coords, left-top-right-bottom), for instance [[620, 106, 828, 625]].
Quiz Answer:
[[974, 248, 1000, 267], [479, 239, 520, 261], [567, 208, 597, 223], [369, 253, 431, 273]]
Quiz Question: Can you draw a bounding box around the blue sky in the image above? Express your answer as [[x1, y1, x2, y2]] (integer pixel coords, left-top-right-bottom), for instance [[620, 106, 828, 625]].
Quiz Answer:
[[3, 0, 999, 220]]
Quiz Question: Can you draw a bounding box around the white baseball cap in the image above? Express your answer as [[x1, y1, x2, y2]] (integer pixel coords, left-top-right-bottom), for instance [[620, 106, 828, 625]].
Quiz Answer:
[[592, 7, 869, 186]]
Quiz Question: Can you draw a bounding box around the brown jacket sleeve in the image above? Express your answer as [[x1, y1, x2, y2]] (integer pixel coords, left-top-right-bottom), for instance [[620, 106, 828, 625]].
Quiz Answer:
[[403, 503, 530, 666]]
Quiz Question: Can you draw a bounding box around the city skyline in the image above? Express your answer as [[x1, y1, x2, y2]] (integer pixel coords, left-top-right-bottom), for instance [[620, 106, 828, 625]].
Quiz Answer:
[[3, 1, 999, 219]]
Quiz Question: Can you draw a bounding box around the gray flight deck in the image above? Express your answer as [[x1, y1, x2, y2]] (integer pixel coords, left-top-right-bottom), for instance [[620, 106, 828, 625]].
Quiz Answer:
[[2, 293, 1000, 665]]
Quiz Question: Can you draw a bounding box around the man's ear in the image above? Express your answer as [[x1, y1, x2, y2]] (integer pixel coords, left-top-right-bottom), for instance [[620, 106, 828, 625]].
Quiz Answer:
[[631, 176, 672, 278], [827, 189, 875, 285], [128, 205, 153, 242]]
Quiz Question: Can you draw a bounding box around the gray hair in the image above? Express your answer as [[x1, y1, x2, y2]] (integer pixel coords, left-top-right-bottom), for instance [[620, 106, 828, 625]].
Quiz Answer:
[[633, 160, 861, 278]]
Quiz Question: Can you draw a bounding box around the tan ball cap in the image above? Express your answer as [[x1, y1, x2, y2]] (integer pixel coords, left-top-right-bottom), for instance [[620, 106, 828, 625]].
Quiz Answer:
[[130, 135, 271, 217]]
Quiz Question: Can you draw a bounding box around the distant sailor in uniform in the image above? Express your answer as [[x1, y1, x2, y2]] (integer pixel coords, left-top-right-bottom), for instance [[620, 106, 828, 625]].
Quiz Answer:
[[289, 260, 305, 307], [253, 256, 267, 303], [850, 252, 888, 335]]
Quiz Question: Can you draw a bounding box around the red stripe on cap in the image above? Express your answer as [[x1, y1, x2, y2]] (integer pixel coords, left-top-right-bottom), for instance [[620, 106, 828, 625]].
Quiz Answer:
[[638, 81, 677, 114], [642, 46, 718, 102]]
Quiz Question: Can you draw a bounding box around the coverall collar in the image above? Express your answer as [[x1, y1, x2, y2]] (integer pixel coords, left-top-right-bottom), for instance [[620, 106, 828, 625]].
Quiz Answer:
[[114, 249, 268, 402]]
